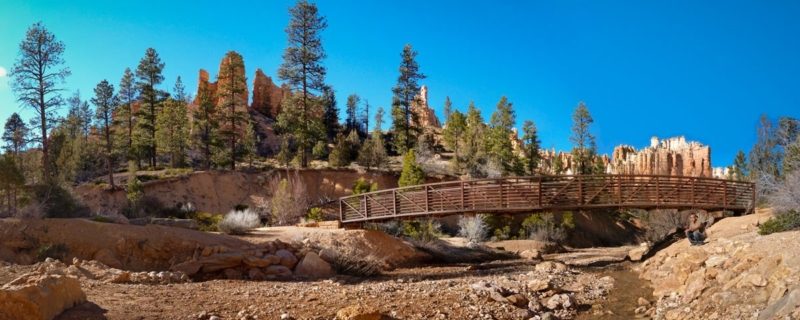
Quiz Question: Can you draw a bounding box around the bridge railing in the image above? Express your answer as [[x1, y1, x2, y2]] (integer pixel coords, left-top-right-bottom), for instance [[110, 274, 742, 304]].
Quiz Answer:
[[339, 174, 755, 224]]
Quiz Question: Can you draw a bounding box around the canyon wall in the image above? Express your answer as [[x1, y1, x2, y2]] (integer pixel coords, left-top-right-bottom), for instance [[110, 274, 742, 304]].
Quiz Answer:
[[610, 136, 712, 177]]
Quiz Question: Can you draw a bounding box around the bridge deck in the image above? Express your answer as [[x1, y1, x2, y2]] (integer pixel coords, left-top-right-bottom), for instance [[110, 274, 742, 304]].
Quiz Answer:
[[338, 175, 755, 224]]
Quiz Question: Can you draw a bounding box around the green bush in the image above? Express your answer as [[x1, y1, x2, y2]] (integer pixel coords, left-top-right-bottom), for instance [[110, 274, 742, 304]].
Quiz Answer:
[[758, 211, 800, 235], [191, 212, 223, 232], [307, 207, 324, 222], [352, 177, 378, 195], [30, 183, 89, 218], [91, 216, 113, 223], [401, 219, 443, 242], [36, 243, 68, 261]]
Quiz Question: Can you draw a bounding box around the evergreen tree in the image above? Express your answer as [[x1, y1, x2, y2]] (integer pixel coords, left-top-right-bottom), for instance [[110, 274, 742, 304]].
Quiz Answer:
[[91, 80, 117, 188], [192, 77, 218, 169], [2, 113, 29, 157], [345, 94, 361, 135], [569, 102, 597, 175], [391, 44, 426, 154], [521, 120, 541, 175], [749, 114, 780, 179], [463, 102, 487, 175], [278, 0, 328, 167], [487, 96, 522, 175], [442, 110, 466, 173], [0, 155, 25, 216], [241, 119, 258, 167], [361, 99, 370, 138], [65, 91, 91, 140], [173, 76, 188, 103], [784, 137, 800, 175], [321, 85, 339, 141], [135, 48, 166, 168], [116, 68, 137, 161], [277, 92, 325, 168], [276, 138, 293, 168], [731, 150, 749, 181], [328, 133, 351, 168], [443, 96, 453, 123], [398, 150, 425, 187], [553, 154, 565, 174], [11, 22, 70, 181], [357, 132, 388, 170], [156, 98, 189, 168], [216, 51, 248, 170]]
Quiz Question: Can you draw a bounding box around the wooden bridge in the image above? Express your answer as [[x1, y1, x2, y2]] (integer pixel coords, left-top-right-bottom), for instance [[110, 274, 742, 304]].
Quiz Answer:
[[338, 174, 755, 224]]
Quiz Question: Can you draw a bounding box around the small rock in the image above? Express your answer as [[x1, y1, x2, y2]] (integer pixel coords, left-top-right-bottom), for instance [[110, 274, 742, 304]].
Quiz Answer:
[[527, 278, 551, 291], [520, 249, 542, 260], [637, 297, 650, 306], [335, 305, 383, 320]]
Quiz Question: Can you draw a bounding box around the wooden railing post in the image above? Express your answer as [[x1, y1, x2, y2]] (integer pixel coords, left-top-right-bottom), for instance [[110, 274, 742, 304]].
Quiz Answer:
[[460, 181, 465, 210], [537, 177, 542, 207], [424, 186, 430, 213], [723, 180, 728, 206], [393, 190, 397, 217], [499, 180, 505, 208], [339, 199, 343, 222], [577, 176, 583, 205], [363, 196, 368, 218]]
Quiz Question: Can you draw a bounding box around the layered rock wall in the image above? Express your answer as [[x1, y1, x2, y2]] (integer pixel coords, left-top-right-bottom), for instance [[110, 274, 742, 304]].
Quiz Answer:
[[611, 136, 712, 177]]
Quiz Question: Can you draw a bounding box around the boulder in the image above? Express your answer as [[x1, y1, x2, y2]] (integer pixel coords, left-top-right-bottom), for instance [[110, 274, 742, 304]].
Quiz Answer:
[[264, 265, 292, 277], [248, 268, 266, 281], [293, 252, 334, 279], [519, 249, 542, 260], [505, 293, 529, 308], [243, 255, 275, 268], [171, 260, 203, 276], [275, 249, 298, 269], [0, 274, 86, 320], [628, 243, 650, 261], [527, 278, 551, 292], [544, 294, 575, 310], [535, 261, 568, 273], [335, 305, 383, 320], [200, 252, 244, 273]]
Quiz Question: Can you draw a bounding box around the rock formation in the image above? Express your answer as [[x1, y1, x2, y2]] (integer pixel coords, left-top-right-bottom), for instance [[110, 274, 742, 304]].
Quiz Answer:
[[611, 136, 712, 177], [412, 86, 441, 129], [250, 69, 287, 118]]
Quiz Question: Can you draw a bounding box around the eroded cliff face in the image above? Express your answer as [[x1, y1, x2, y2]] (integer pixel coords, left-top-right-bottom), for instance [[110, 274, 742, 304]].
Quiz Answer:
[[412, 86, 442, 129], [611, 136, 712, 177], [250, 69, 287, 118]]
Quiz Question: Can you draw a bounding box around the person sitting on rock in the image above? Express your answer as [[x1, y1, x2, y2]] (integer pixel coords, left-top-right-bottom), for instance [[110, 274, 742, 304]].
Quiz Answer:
[[685, 213, 706, 245]]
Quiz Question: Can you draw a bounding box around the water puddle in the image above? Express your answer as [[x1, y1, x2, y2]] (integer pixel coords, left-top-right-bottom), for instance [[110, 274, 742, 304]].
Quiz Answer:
[[577, 263, 653, 319]]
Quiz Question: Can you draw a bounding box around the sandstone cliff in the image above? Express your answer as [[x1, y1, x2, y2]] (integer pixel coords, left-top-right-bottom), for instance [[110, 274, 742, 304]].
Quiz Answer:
[[611, 136, 712, 177], [250, 68, 287, 118], [412, 86, 442, 129]]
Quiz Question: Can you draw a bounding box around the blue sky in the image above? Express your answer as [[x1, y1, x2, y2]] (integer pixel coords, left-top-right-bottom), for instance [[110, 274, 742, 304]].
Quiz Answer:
[[1, 0, 799, 167]]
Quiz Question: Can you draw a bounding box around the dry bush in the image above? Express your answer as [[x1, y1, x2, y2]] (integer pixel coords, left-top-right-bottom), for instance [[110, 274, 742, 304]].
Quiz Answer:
[[264, 172, 310, 226], [767, 171, 800, 213], [218, 209, 261, 235], [630, 209, 698, 243], [326, 246, 384, 277], [458, 215, 489, 245]]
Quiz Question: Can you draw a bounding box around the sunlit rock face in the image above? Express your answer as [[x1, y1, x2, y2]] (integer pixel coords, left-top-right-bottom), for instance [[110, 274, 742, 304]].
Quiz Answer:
[[412, 86, 442, 129], [250, 68, 287, 118], [610, 136, 712, 177]]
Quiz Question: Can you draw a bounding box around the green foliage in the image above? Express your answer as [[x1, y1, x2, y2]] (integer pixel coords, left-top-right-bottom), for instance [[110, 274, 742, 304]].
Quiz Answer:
[[190, 212, 223, 232], [731, 150, 749, 181], [570, 102, 598, 175], [328, 133, 353, 167], [277, 92, 326, 168], [345, 94, 362, 134], [401, 219, 442, 242], [520, 212, 574, 242], [276, 138, 294, 168], [216, 51, 249, 170], [306, 207, 324, 222], [36, 243, 68, 261], [521, 120, 541, 175], [191, 76, 219, 169], [321, 86, 340, 141], [352, 177, 378, 195], [92, 79, 117, 187], [91, 216, 113, 223], [135, 47, 166, 168], [116, 68, 137, 162], [156, 98, 190, 168], [487, 96, 523, 176], [126, 171, 145, 217], [758, 211, 800, 235], [443, 110, 467, 173], [3, 112, 29, 156], [463, 102, 488, 176], [0, 155, 25, 215], [398, 150, 425, 187], [30, 183, 89, 218], [312, 140, 328, 160], [391, 44, 426, 154]]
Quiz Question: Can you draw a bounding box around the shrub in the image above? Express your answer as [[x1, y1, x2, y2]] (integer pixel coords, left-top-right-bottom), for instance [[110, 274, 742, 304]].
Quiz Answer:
[[398, 150, 425, 187], [401, 219, 443, 242], [91, 216, 113, 223], [520, 212, 574, 243], [759, 210, 800, 235], [267, 173, 309, 226], [36, 243, 68, 261], [458, 215, 488, 245], [306, 207, 324, 222], [352, 177, 378, 195], [218, 209, 261, 235], [312, 141, 328, 160], [191, 212, 223, 232], [364, 220, 402, 236], [327, 246, 383, 277], [30, 183, 89, 218]]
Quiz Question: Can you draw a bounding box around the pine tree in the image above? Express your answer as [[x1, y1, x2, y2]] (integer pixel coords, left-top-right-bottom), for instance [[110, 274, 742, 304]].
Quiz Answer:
[[487, 96, 521, 175], [65, 91, 91, 139], [570, 102, 597, 175], [156, 98, 189, 168], [398, 150, 425, 187], [783, 137, 800, 175], [442, 110, 466, 173], [173, 76, 188, 103], [241, 119, 258, 167], [731, 150, 749, 181], [749, 114, 780, 179], [361, 100, 370, 138], [553, 154, 565, 174], [443, 96, 453, 123], [2, 113, 29, 157], [216, 51, 248, 170], [391, 44, 426, 154], [135, 48, 166, 168], [91, 80, 117, 188], [117, 68, 137, 161], [278, 0, 328, 167], [321, 85, 339, 141], [11, 22, 70, 182], [0, 154, 25, 216], [276, 138, 293, 168], [328, 133, 351, 168], [463, 102, 487, 174], [345, 94, 361, 134], [192, 77, 218, 169], [521, 120, 541, 175]]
